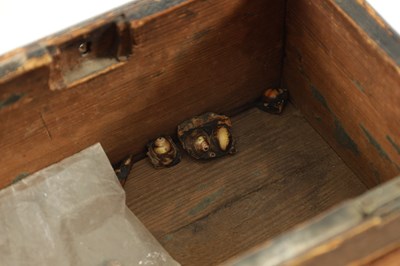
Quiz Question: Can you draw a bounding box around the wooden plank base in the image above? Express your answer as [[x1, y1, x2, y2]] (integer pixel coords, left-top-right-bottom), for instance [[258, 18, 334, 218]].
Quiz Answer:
[[124, 104, 367, 265]]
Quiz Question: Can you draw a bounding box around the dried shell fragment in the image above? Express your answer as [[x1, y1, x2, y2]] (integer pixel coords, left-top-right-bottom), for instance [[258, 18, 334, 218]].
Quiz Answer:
[[258, 88, 288, 114], [147, 136, 181, 168], [177, 113, 236, 160], [114, 155, 134, 187], [154, 137, 172, 155], [195, 136, 210, 152], [216, 126, 230, 151]]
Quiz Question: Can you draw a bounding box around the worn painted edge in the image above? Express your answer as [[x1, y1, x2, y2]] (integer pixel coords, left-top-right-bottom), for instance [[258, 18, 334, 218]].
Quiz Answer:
[[0, 44, 52, 85], [127, 0, 188, 20], [0, 0, 190, 85], [335, 0, 400, 66], [229, 175, 400, 266]]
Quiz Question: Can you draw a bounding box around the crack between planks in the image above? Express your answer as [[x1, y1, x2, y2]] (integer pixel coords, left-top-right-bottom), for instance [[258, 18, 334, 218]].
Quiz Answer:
[[279, 0, 289, 89]]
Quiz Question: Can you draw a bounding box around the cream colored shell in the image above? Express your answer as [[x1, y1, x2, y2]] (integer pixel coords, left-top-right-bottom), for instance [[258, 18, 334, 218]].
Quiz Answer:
[[154, 137, 172, 155], [217, 127, 230, 151], [195, 136, 210, 152]]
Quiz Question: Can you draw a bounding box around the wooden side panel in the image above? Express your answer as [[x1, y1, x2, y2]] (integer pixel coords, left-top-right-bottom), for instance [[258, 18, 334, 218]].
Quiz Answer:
[[230, 176, 400, 266], [367, 247, 400, 266], [283, 0, 400, 187], [0, 0, 284, 188], [299, 215, 400, 266]]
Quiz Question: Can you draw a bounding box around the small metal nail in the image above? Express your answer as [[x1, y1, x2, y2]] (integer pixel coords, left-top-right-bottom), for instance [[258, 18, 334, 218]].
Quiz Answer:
[[78, 42, 90, 56]]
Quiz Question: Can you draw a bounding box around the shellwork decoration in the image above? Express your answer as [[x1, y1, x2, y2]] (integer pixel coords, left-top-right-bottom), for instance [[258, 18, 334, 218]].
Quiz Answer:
[[177, 112, 236, 160], [258, 88, 288, 114], [147, 136, 182, 168]]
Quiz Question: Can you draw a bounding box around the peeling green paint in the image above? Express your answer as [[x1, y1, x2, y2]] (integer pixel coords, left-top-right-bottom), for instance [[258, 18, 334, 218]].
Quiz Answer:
[[163, 234, 173, 242], [150, 70, 165, 78], [372, 168, 381, 184], [310, 85, 330, 111], [334, 119, 359, 155], [197, 183, 208, 191], [335, 0, 400, 65], [26, 46, 47, 59], [0, 93, 24, 110], [361, 125, 389, 160], [351, 79, 365, 93], [252, 170, 262, 177], [314, 115, 322, 123], [387, 136, 400, 155], [0, 60, 20, 78], [12, 172, 30, 184], [192, 28, 211, 41], [189, 188, 224, 216], [298, 66, 311, 83], [127, 0, 187, 20]]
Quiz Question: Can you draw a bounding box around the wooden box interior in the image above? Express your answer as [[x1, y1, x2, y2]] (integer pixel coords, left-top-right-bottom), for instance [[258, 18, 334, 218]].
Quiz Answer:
[[0, 0, 399, 265]]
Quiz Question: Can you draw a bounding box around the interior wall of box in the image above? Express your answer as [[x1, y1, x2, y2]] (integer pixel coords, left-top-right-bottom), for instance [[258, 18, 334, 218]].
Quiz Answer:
[[281, 0, 400, 187], [0, 0, 286, 188], [0, 0, 399, 189]]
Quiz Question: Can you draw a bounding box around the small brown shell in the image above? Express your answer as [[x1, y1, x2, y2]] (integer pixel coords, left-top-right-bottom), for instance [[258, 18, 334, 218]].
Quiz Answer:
[[258, 88, 288, 114], [154, 137, 172, 155], [194, 136, 210, 152], [177, 113, 236, 160], [114, 155, 134, 187], [147, 136, 181, 168]]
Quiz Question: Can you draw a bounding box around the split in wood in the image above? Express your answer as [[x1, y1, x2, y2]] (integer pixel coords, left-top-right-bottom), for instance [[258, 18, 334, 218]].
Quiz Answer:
[[258, 88, 288, 114], [147, 136, 181, 168], [177, 112, 236, 160]]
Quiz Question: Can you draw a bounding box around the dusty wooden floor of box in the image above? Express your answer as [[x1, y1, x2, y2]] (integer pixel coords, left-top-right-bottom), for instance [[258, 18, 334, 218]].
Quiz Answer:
[[124, 104, 367, 266]]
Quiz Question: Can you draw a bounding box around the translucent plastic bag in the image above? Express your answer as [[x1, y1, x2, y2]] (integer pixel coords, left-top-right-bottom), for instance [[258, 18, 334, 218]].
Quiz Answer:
[[0, 144, 180, 266]]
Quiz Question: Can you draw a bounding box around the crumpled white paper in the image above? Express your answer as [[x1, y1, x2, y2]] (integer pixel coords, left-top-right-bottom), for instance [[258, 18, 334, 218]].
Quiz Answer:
[[0, 143, 180, 266]]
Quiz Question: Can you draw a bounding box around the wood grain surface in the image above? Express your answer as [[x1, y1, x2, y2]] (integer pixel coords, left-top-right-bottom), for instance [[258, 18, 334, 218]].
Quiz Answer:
[[298, 214, 400, 266], [282, 0, 400, 187], [367, 247, 400, 266], [125, 105, 367, 265], [0, 0, 284, 188]]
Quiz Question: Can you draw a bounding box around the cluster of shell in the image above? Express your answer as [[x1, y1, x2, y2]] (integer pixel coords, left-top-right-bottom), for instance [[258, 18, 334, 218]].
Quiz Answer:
[[146, 87, 287, 168], [147, 113, 236, 168], [258, 88, 288, 114], [114, 88, 286, 183], [147, 136, 182, 169]]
